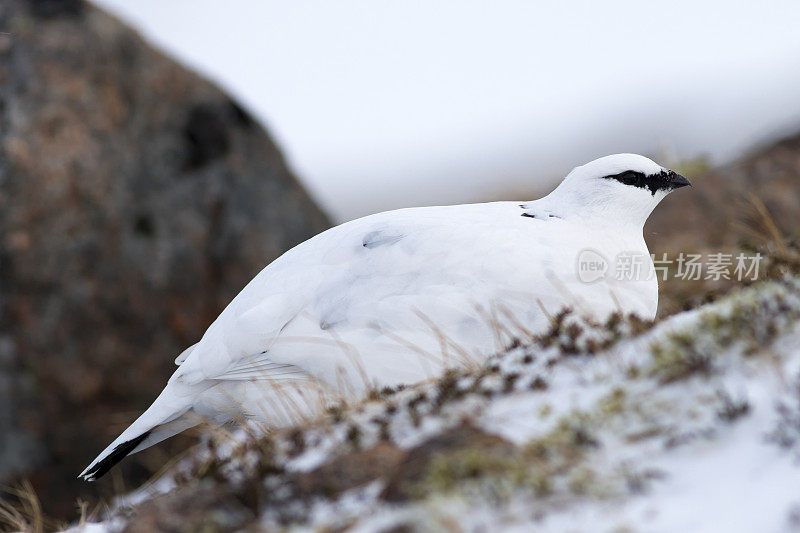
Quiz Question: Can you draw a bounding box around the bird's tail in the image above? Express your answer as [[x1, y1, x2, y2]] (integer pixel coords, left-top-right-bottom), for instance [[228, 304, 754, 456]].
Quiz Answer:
[[79, 384, 200, 481]]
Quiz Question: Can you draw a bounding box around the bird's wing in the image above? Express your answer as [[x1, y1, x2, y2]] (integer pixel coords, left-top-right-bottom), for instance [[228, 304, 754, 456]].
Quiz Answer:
[[209, 353, 309, 382], [174, 343, 196, 365], [172, 202, 555, 386]]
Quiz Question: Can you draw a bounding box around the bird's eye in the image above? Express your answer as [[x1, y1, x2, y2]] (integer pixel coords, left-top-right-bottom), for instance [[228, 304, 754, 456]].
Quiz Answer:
[[605, 170, 645, 187], [619, 171, 640, 185]]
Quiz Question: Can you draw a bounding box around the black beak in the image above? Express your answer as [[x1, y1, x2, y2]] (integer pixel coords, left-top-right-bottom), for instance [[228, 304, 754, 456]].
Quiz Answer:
[[667, 171, 691, 190]]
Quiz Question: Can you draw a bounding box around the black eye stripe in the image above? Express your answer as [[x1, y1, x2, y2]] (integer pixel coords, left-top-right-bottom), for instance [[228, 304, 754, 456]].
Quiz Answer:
[[602, 170, 669, 196]]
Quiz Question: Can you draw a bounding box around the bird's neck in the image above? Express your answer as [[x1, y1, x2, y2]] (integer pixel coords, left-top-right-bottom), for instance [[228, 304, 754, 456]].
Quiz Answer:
[[530, 184, 663, 229]]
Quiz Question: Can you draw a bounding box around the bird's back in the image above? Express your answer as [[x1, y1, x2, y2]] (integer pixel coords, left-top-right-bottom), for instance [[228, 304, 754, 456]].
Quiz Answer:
[[175, 200, 656, 401]]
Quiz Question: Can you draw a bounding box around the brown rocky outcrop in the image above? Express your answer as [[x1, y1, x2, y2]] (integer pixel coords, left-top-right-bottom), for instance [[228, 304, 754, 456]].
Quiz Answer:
[[0, 0, 330, 519]]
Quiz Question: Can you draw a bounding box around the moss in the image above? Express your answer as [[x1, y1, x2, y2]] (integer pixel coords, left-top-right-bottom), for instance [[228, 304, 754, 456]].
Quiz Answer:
[[649, 276, 800, 383], [326, 404, 345, 423], [649, 332, 714, 384], [422, 448, 521, 491], [378, 418, 392, 441], [695, 279, 800, 355], [366, 387, 383, 401], [716, 390, 751, 423], [624, 426, 666, 443], [286, 429, 306, 457], [506, 337, 523, 350], [381, 385, 400, 396], [479, 387, 495, 399], [524, 411, 599, 469], [625, 364, 641, 379], [597, 388, 627, 418], [346, 425, 362, 450], [397, 410, 608, 502], [535, 309, 654, 357], [406, 392, 428, 427], [503, 372, 521, 393], [621, 467, 665, 495], [567, 466, 598, 495], [766, 375, 800, 452], [370, 415, 392, 441], [413, 447, 550, 500], [529, 375, 549, 391], [434, 369, 464, 408], [407, 392, 428, 409]]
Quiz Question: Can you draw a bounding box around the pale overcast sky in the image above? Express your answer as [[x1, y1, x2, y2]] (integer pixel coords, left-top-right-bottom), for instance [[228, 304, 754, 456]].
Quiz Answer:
[[93, 1, 800, 221]]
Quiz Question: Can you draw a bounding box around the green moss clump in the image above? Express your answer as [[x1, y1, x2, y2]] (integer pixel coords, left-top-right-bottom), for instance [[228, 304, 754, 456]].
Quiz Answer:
[[649, 276, 800, 383], [407, 411, 605, 501], [649, 332, 713, 384], [524, 411, 599, 470], [598, 388, 627, 418], [415, 447, 551, 500], [567, 466, 598, 495]]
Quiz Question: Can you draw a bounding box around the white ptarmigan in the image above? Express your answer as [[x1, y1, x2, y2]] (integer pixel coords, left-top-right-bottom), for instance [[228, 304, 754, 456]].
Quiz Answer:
[[80, 153, 690, 480]]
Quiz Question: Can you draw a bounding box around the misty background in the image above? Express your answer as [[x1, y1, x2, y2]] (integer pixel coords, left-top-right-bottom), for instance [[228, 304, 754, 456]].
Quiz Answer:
[[93, 0, 800, 221], [3, 0, 800, 526]]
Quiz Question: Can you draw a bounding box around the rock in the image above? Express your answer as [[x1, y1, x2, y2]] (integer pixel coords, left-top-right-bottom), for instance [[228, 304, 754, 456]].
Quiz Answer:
[[0, 0, 330, 520], [295, 442, 405, 499], [381, 424, 516, 502]]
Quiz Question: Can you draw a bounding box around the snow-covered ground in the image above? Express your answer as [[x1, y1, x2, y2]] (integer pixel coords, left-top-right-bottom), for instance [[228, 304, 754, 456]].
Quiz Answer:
[[68, 272, 800, 532]]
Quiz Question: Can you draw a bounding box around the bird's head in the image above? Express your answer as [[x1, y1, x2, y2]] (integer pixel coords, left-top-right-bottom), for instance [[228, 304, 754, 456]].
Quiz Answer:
[[551, 153, 691, 226]]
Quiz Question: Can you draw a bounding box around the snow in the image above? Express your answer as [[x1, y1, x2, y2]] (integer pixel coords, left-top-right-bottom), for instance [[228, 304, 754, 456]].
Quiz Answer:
[[535, 356, 800, 532], [65, 276, 800, 532]]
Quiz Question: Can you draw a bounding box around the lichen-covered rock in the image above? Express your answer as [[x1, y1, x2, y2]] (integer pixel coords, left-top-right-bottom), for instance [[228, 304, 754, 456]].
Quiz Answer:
[[381, 424, 516, 502], [0, 0, 330, 519]]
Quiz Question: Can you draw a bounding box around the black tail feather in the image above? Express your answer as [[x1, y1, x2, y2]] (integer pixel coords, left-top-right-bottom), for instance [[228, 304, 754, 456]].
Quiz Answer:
[[82, 430, 151, 481]]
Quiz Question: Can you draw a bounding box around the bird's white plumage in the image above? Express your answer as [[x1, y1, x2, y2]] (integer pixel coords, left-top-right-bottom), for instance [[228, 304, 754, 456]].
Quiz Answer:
[[80, 153, 686, 480]]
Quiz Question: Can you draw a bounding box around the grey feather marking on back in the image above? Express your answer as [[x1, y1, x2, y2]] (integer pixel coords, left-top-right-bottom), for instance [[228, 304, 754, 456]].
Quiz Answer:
[[362, 231, 404, 249]]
